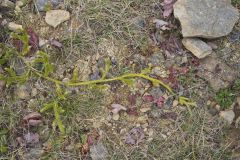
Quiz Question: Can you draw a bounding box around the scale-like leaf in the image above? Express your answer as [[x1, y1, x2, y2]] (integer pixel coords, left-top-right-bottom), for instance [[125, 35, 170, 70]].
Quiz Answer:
[[101, 58, 111, 79], [34, 51, 54, 76], [121, 78, 135, 87]]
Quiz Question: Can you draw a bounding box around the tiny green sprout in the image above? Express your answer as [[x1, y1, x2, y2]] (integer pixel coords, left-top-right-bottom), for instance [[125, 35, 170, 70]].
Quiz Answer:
[[33, 51, 54, 76], [179, 96, 197, 116], [71, 67, 79, 82], [40, 101, 65, 134], [100, 57, 111, 80]]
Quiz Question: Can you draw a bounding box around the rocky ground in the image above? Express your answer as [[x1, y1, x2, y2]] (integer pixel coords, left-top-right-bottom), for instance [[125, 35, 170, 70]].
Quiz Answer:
[[0, 0, 240, 159]]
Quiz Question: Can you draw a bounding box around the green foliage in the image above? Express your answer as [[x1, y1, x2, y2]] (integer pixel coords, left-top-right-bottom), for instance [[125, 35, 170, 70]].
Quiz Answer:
[[0, 43, 15, 65], [179, 96, 197, 116], [100, 58, 111, 80], [215, 88, 235, 110], [120, 77, 135, 87], [11, 30, 30, 56], [0, 67, 29, 86], [1, 29, 196, 136], [33, 51, 54, 76], [71, 67, 79, 82], [53, 102, 65, 134], [55, 83, 67, 100], [0, 129, 8, 154], [214, 79, 240, 109], [233, 79, 240, 93], [43, 3, 52, 11], [40, 101, 65, 134]]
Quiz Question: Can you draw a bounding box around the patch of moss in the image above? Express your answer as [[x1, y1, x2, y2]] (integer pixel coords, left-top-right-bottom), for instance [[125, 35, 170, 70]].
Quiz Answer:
[[215, 79, 240, 110], [215, 88, 235, 110]]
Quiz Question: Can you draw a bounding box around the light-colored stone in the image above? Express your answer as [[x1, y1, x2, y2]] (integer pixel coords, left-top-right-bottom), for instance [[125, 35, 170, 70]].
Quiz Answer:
[[1, 0, 15, 8], [112, 113, 119, 121], [172, 100, 178, 107], [15, 6, 22, 13], [75, 59, 91, 81], [148, 128, 154, 137], [182, 38, 212, 59], [45, 10, 70, 28], [31, 88, 38, 97], [15, 85, 30, 100], [16, 1, 24, 7], [1, 19, 8, 26], [151, 66, 168, 77], [8, 22, 23, 31], [140, 107, 151, 113], [174, 0, 239, 38], [219, 110, 235, 124], [38, 38, 49, 47]]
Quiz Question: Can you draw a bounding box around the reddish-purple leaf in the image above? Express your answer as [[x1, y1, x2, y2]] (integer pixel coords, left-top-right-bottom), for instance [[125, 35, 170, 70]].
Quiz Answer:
[[28, 119, 42, 126], [49, 39, 63, 48], [111, 104, 127, 114], [27, 28, 39, 53], [142, 95, 154, 102], [125, 127, 145, 145], [127, 106, 139, 116], [161, 0, 176, 18], [12, 39, 23, 52], [23, 112, 41, 121], [16, 137, 26, 147], [160, 35, 183, 58], [154, 96, 165, 108], [161, 112, 178, 120], [153, 19, 170, 30], [87, 135, 94, 146], [128, 94, 136, 106], [23, 132, 39, 144], [23, 112, 42, 127], [0, 67, 6, 92]]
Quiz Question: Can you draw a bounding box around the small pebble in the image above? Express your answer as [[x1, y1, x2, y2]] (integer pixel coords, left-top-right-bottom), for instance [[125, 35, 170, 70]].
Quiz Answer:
[[219, 110, 235, 124], [31, 88, 38, 97], [16, 1, 24, 7], [140, 107, 151, 113], [112, 113, 119, 121], [172, 100, 178, 107], [8, 22, 23, 31]]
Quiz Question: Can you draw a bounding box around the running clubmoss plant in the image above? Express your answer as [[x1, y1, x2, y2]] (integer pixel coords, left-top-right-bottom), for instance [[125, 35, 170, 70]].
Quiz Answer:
[[0, 29, 196, 134]]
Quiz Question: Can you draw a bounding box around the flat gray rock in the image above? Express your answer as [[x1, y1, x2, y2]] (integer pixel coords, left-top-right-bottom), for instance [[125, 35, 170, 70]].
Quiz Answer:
[[174, 0, 239, 38]]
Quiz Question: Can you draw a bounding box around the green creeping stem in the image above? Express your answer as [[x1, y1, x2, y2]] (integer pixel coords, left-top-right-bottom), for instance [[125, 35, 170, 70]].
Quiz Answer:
[[32, 69, 174, 94], [21, 54, 195, 136]]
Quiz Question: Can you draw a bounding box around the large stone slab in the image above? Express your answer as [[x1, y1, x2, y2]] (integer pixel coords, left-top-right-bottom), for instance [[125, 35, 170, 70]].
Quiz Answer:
[[174, 0, 239, 38], [198, 54, 238, 91]]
